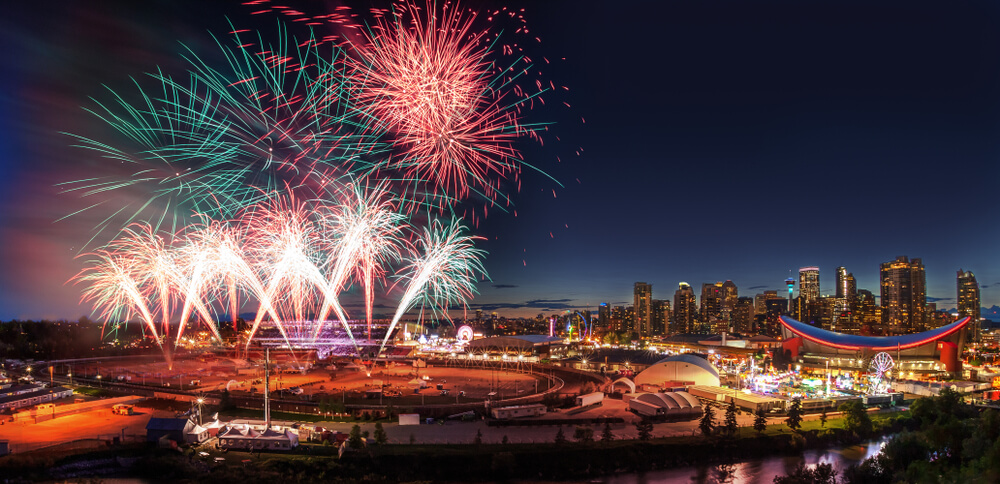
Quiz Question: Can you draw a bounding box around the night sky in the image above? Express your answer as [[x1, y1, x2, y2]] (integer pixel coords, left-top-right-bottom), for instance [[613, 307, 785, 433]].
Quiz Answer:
[[2, 0, 1000, 321]]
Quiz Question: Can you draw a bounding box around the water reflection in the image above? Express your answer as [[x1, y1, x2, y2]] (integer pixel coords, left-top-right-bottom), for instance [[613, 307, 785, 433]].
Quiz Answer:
[[601, 435, 892, 484]]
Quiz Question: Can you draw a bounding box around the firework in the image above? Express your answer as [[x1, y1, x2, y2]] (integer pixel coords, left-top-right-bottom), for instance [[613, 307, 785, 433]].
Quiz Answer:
[[69, 0, 559, 361], [380, 217, 486, 354], [347, 0, 551, 207], [74, 250, 162, 347], [315, 181, 407, 341], [60, 23, 390, 238]]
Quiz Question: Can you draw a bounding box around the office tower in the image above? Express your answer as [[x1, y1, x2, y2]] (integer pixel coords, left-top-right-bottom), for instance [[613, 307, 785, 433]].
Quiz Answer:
[[733, 297, 755, 334], [831, 297, 854, 334], [721, 280, 738, 311], [598, 303, 610, 333], [957, 269, 981, 342], [855, 289, 879, 331], [835, 267, 858, 304], [652, 299, 671, 336], [610, 306, 626, 333], [763, 297, 788, 336], [811, 296, 837, 331], [672, 283, 696, 334], [754, 293, 767, 315], [700, 282, 723, 324], [880, 256, 927, 335], [785, 278, 796, 313], [835, 267, 847, 298], [754, 290, 779, 315], [634, 282, 653, 338], [799, 267, 820, 304]]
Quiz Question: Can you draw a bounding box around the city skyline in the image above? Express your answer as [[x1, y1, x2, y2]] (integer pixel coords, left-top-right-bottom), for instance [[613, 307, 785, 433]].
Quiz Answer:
[[3, 0, 1000, 321]]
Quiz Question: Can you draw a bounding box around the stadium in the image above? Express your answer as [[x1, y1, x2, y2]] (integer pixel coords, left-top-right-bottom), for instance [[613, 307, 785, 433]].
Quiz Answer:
[[779, 315, 971, 376]]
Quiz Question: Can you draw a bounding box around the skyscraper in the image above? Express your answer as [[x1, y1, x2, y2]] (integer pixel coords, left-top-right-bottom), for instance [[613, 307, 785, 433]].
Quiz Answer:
[[721, 280, 738, 311], [672, 283, 696, 334], [700, 282, 722, 326], [652, 299, 671, 336], [856, 289, 880, 332], [634, 282, 653, 338], [880, 256, 926, 335], [733, 297, 754, 335], [610, 306, 626, 333], [799, 267, 820, 304], [598, 303, 610, 333], [836, 267, 848, 298], [836, 267, 857, 303], [957, 269, 981, 342]]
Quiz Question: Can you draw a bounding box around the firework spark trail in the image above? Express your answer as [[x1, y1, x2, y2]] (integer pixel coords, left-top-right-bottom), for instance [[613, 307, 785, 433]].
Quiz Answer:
[[105, 223, 177, 337], [379, 217, 486, 355], [315, 182, 407, 341], [242, 193, 325, 347], [171, 227, 228, 345], [74, 251, 162, 348]]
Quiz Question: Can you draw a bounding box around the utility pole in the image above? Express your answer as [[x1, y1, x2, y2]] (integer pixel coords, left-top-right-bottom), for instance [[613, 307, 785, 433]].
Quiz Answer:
[[264, 348, 271, 429]]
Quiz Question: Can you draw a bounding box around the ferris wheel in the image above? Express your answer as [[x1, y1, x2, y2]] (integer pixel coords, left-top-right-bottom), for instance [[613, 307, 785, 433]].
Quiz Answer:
[[866, 352, 895, 395]]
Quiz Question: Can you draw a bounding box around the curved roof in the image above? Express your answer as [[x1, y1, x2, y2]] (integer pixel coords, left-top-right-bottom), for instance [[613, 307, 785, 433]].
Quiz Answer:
[[634, 354, 720, 387], [780, 316, 970, 351], [612, 377, 636, 393], [651, 354, 720, 381]]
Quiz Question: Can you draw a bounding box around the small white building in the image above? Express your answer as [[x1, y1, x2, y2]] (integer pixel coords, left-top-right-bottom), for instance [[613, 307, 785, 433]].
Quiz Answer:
[[217, 425, 299, 451], [184, 422, 210, 444]]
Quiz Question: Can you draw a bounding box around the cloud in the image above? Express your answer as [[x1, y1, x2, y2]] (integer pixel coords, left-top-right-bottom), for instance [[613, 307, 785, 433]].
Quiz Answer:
[[925, 296, 950, 302], [492, 284, 518, 289], [466, 298, 579, 312], [747, 285, 768, 290]]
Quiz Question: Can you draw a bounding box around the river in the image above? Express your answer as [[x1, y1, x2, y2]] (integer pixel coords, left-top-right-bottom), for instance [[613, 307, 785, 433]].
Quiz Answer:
[[598, 434, 893, 484]]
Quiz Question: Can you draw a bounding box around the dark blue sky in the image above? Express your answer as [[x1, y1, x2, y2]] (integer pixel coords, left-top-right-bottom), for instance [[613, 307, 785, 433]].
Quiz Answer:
[[2, 0, 999, 320]]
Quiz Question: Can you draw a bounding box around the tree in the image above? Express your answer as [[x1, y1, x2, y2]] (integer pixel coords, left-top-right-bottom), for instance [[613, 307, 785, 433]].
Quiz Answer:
[[573, 426, 594, 442], [699, 403, 716, 436], [839, 400, 873, 437], [724, 399, 739, 436], [773, 462, 837, 484], [601, 422, 615, 442], [373, 422, 387, 445], [348, 424, 364, 449], [754, 408, 768, 434], [501, 434, 509, 445], [635, 419, 653, 440], [474, 428, 483, 445], [409, 433, 415, 444], [554, 427, 567, 444], [819, 407, 828, 428], [785, 398, 803, 431]]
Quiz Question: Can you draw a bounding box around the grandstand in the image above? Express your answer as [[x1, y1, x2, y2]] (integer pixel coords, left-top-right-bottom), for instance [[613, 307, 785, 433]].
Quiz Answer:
[[252, 321, 399, 359]]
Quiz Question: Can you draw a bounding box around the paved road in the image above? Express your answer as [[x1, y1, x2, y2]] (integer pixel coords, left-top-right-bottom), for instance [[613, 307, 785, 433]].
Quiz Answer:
[[0, 405, 163, 453]]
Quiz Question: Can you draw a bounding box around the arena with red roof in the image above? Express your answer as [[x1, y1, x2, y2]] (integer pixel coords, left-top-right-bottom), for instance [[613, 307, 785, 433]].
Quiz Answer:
[[779, 315, 970, 374]]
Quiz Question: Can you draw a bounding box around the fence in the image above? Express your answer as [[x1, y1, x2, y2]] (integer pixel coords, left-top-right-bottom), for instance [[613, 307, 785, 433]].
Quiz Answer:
[[13, 395, 145, 424]]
